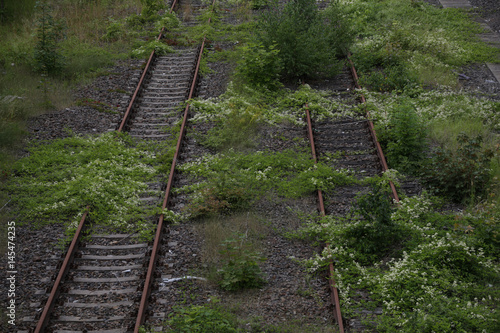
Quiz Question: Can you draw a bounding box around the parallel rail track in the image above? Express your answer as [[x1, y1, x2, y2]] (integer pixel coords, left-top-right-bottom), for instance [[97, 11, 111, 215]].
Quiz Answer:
[[303, 60, 402, 332], [31, 1, 214, 332], [28, 1, 411, 332]]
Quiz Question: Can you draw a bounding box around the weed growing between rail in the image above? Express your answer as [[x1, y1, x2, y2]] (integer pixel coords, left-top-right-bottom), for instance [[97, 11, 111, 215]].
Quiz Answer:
[[191, 83, 361, 129], [292, 187, 500, 331], [6, 132, 160, 239], [177, 149, 356, 218]]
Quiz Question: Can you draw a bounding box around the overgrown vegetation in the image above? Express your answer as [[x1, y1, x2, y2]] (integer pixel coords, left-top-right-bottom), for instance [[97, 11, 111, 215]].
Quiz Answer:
[[376, 100, 427, 174], [1, 0, 499, 330], [6, 132, 159, 238], [177, 149, 356, 217], [293, 189, 499, 331], [422, 133, 495, 203], [257, 0, 352, 80], [162, 300, 238, 332], [347, 0, 500, 92], [217, 234, 266, 291]]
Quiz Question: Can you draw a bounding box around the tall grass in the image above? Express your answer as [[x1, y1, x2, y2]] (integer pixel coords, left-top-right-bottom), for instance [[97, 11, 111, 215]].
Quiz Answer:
[[0, 0, 37, 23]]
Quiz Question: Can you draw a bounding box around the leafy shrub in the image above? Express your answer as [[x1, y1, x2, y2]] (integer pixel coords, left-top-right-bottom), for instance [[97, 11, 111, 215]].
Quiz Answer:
[[422, 133, 494, 203], [343, 182, 404, 263], [233, 42, 283, 91], [102, 19, 123, 42], [257, 0, 353, 79], [376, 100, 427, 174], [154, 12, 181, 32], [140, 0, 164, 18], [218, 235, 266, 291], [33, 1, 65, 75], [165, 302, 237, 333]]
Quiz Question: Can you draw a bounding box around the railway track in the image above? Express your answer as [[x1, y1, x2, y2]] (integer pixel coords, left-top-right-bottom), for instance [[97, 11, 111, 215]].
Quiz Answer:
[[22, 1, 422, 332], [302, 58, 415, 331], [27, 1, 214, 332]]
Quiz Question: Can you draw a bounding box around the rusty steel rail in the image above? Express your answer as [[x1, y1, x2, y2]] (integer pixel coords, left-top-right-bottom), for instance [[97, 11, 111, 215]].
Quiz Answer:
[[303, 55, 402, 332], [133, 2, 216, 331], [34, 2, 183, 331], [118, 0, 179, 133], [347, 54, 400, 203], [304, 105, 345, 333], [34, 208, 89, 333]]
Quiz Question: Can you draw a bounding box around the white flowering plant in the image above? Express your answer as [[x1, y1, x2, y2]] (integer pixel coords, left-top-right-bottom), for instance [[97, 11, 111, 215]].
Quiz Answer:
[[190, 83, 361, 132], [177, 149, 357, 217], [9, 132, 160, 238], [294, 189, 499, 331], [345, 0, 499, 91]]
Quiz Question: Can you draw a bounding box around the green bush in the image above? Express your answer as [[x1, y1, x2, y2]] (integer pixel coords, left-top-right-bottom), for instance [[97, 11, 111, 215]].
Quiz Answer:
[[165, 302, 237, 333], [233, 42, 283, 91], [131, 40, 174, 58], [257, 0, 352, 79], [102, 19, 123, 42], [377, 100, 427, 174], [422, 133, 494, 203], [345, 182, 403, 263], [140, 0, 164, 18], [218, 235, 266, 291]]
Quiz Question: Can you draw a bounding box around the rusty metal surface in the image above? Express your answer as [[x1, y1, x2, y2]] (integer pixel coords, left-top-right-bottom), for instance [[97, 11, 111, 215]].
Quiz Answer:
[[34, 209, 89, 333], [347, 55, 400, 203], [304, 104, 344, 332], [133, 2, 215, 331], [117, 0, 179, 133]]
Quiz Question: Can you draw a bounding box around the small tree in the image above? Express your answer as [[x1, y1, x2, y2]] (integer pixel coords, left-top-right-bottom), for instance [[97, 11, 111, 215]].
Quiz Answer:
[[258, 0, 353, 80], [33, 1, 65, 75], [379, 101, 427, 174]]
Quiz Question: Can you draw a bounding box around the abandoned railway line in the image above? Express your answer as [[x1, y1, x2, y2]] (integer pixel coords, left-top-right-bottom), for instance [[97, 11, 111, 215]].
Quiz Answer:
[[3, 0, 499, 332]]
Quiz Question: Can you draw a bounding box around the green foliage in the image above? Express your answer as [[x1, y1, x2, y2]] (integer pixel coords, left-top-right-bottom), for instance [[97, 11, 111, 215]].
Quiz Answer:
[[296, 191, 499, 330], [7, 132, 159, 237], [258, 0, 353, 79], [251, 0, 268, 9], [131, 40, 174, 58], [348, 0, 500, 90], [422, 133, 495, 203], [218, 234, 266, 291], [140, 0, 164, 18], [33, 1, 65, 75], [0, 0, 36, 23], [363, 88, 500, 132], [341, 181, 403, 264], [102, 19, 123, 42], [165, 302, 238, 332], [233, 42, 283, 91], [191, 83, 359, 128], [178, 150, 356, 217], [376, 100, 427, 174], [154, 12, 181, 32]]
